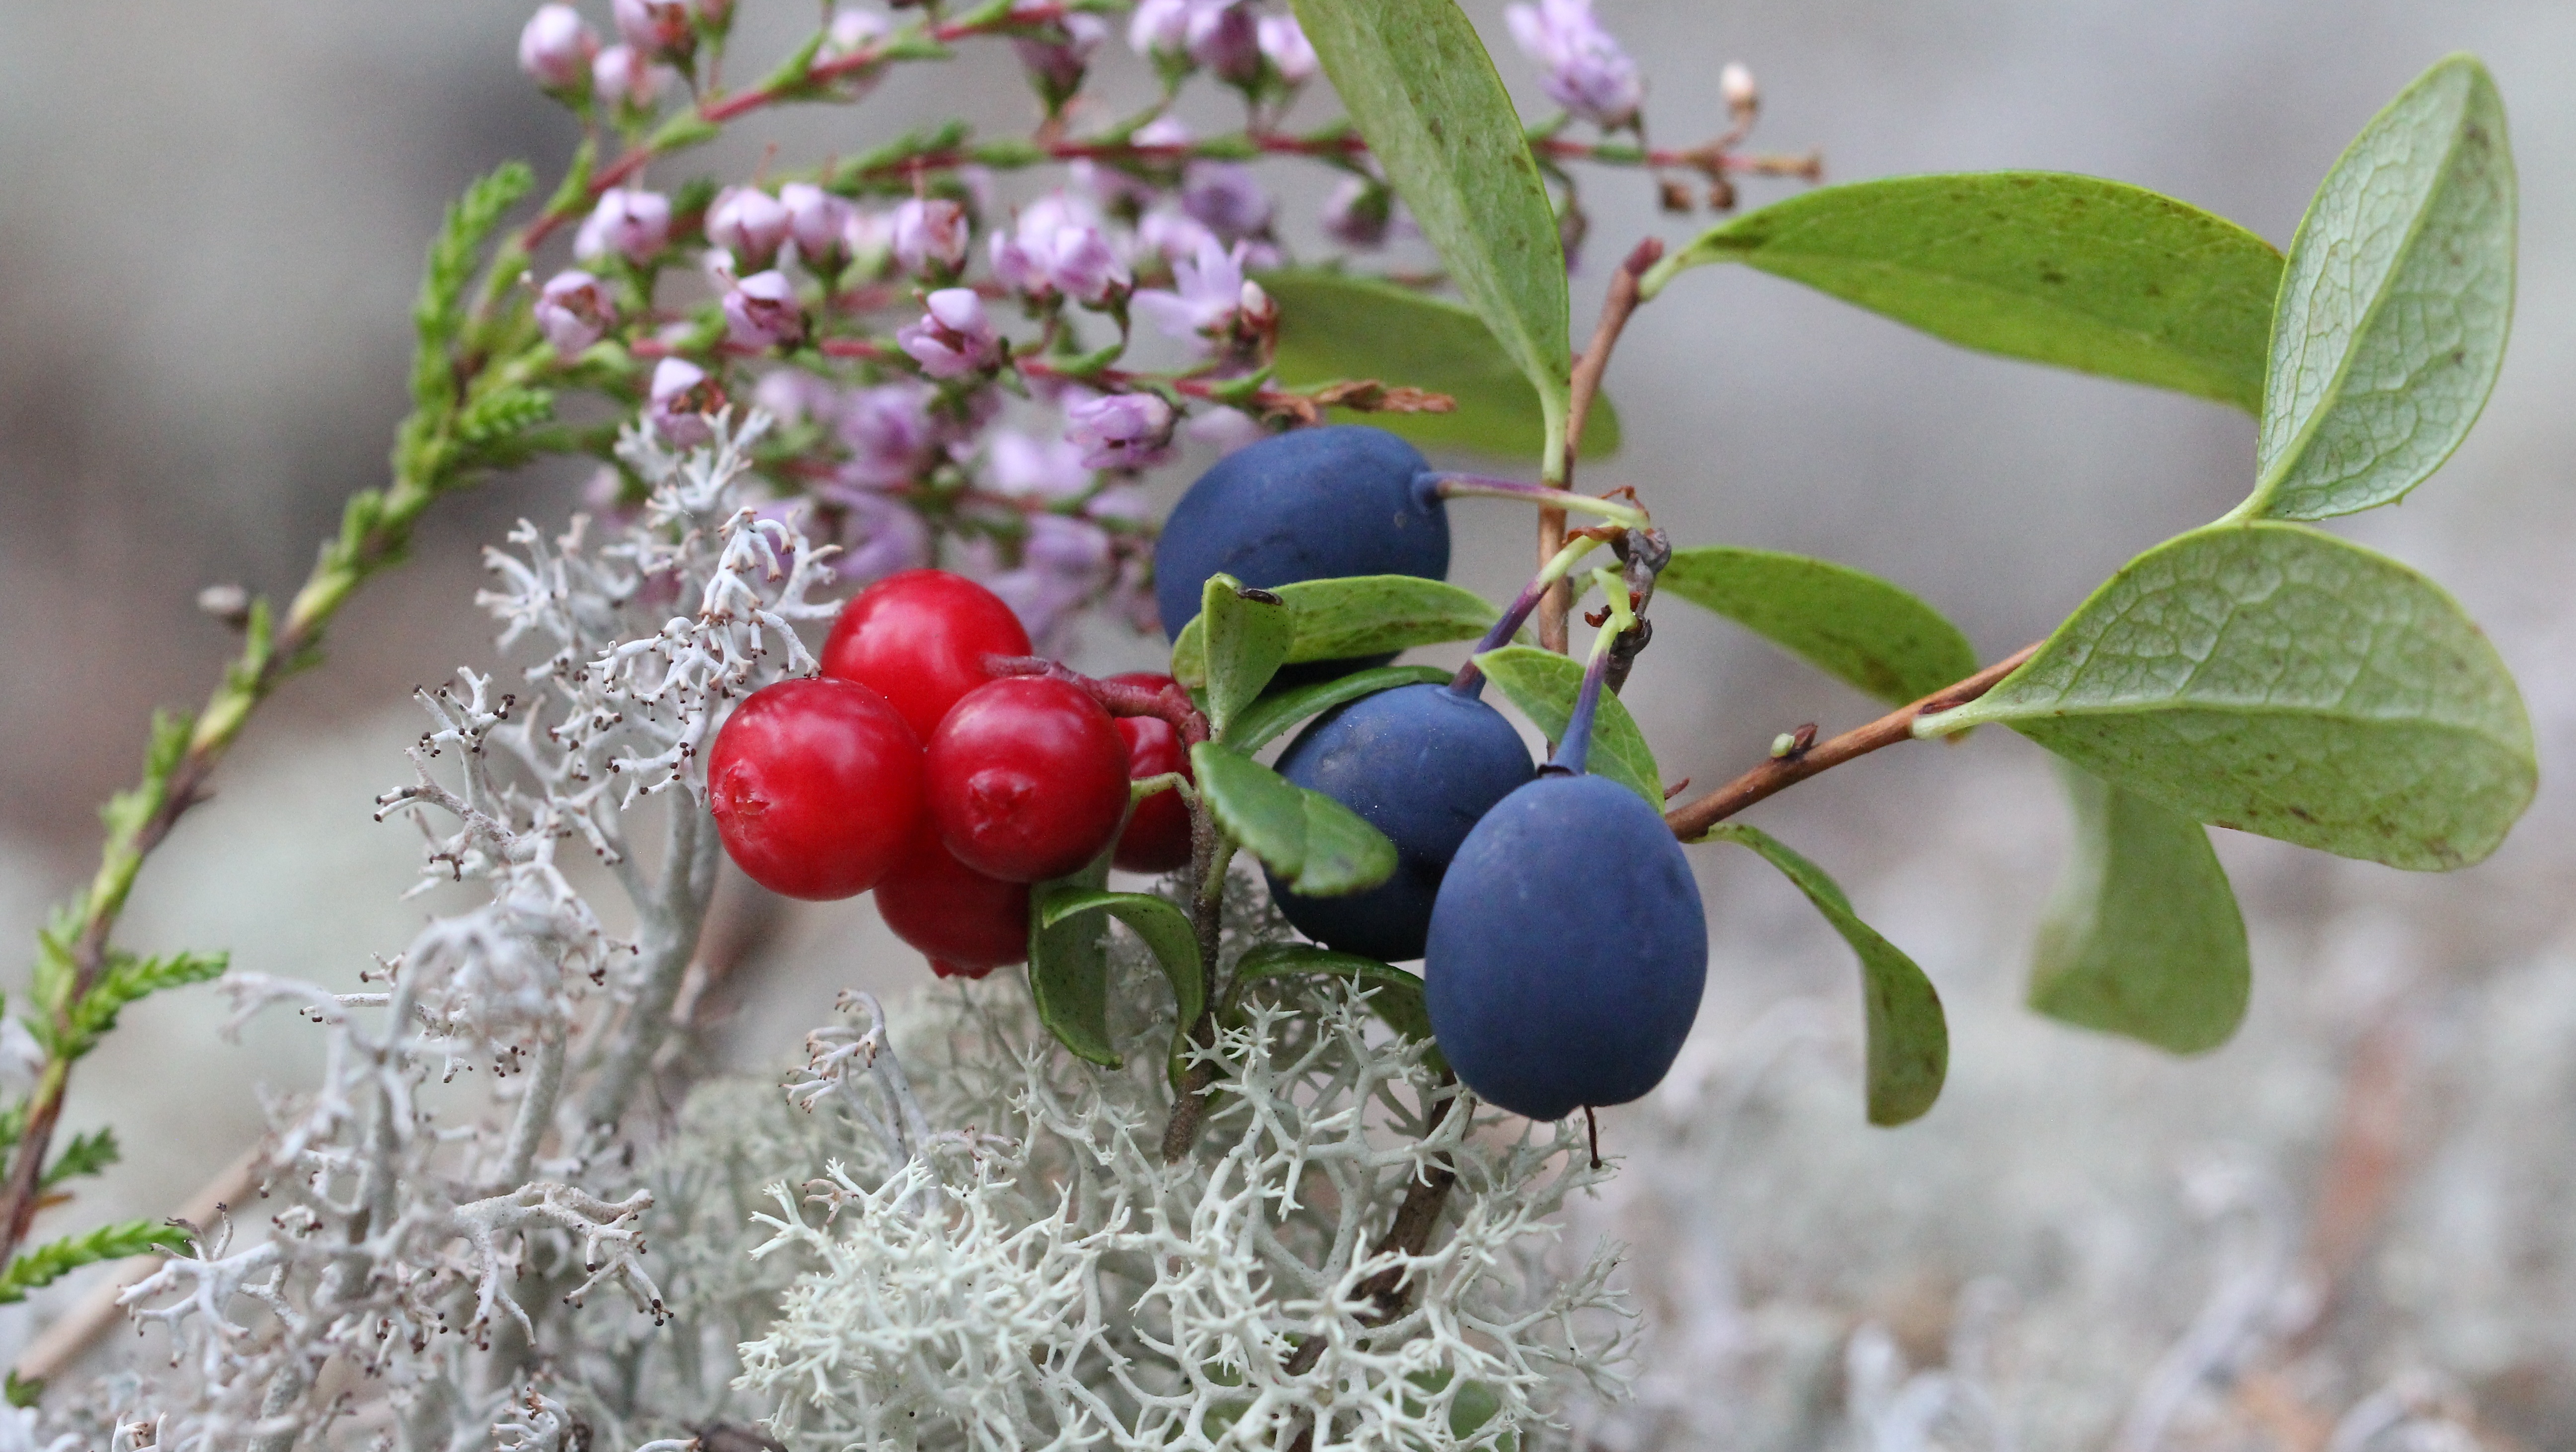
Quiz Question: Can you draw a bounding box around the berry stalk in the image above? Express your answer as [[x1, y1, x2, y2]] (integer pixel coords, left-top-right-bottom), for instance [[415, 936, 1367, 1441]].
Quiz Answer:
[[1541, 238, 1664, 649]]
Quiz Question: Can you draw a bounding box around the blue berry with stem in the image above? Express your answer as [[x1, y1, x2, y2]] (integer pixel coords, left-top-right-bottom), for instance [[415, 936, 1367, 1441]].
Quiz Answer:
[[1424, 573, 1707, 1122], [1267, 681, 1535, 962]]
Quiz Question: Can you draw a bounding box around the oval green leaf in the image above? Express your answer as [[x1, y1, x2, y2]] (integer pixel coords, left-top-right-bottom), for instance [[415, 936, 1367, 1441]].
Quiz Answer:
[[2246, 55, 2514, 521], [1643, 172, 2283, 412], [2030, 765, 2250, 1055], [1172, 575, 1497, 689], [1289, 0, 1572, 470], [1230, 942, 1436, 1047], [1223, 665, 1457, 754], [1198, 573, 1294, 737], [1471, 646, 1661, 806], [1658, 546, 1978, 706], [1918, 522, 2535, 870], [1027, 856, 1119, 1068], [1262, 269, 1617, 460], [1039, 888, 1207, 1084], [1703, 824, 1948, 1126], [1190, 741, 1399, 896]]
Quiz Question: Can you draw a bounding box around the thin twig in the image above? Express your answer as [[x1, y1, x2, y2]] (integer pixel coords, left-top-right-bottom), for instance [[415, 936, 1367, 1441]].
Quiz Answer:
[[1662, 642, 2041, 841], [1542, 238, 1663, 652]]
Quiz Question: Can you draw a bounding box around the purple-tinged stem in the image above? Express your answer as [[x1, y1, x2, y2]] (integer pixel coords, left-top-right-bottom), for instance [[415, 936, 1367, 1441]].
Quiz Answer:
[[1549, 645, 1615, 777], [1427, 473, 1649, 529], [1448, 534, 1611, 697]]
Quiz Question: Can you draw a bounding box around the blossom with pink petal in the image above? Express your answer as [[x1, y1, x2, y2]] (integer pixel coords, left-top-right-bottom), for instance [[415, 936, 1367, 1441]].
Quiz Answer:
[[837, 382, 942, 488], [1066, 392, 1176, 471], [897, 289, 1003, 380], [646, 357, 724, 447], [536, 270, 616, 356], [1257, 13, 1316, 84], [722, 271, 804, 349], [986, 431, 1093, 501], [518, 5, 598, 93], [1181, 162, 1273, 243], [612, 0, 695, 61], [1132, 235, 1248, 341], [574, 188, 672, 264], [1504, 0, 1644, 129], [890, 198, 969, 278], [778, 183, 851, 267], [707, 186, 791, 269]]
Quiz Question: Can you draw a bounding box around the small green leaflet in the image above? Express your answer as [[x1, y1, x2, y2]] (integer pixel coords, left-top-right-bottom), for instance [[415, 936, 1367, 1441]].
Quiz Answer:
[[1919, 522, 2535, 870], [1197, 574, 1293, 738], [1171, 575, 1496, 690], [2243, 55, 2514, 521], [40, 1127, 120, 1189], [2030, 766, 2250, 1054], [1039, 889, 1206, 1084], [1262, 269, 1619, 460], [1230, 943, 1438, 1051], [1027, 855, 1120, 1067], [1703, 825, 1947, 1126], [1289, 0, 1574, 474], [1191, 743, 1398, 896], [0, 1219, 196, 1304], [1471, 646, 1661, 806], [1658, 547, 1978, 706], [1641, 172, 2283, 412], [1224, 665, 1456, 754]]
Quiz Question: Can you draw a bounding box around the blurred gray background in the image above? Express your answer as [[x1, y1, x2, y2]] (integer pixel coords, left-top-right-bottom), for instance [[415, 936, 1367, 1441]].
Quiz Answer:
[[2, 0, 2573, 1434]]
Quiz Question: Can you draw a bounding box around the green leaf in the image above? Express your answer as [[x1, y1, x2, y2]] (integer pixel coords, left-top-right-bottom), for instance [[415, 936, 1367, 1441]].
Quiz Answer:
[[413, 162, 537, 407], [1643, 172, 2283, 412], [1172, 575, 1498, 690], [1190, 743, 1398, 896], [5, 1371, 41, 1409], [1197, 574, 1295, 738], [1231, 943, 1436, 1047], [1225, 665, 1457, 755], [0, 1219, 196, 1304], [1026, 855, 1120, 1068], [2030, 765, 2250, 1054], [1919, 522, 2534, 870], [61, 950, 228, 1060], [2244, 55, 2514, 521], [1658, 547, 1978, 705], [1702, 825, 1948, 1126], [454, 385, 557, 445], [1038, 889, 1204, 1083], [40, 1127, 120, 1190], [1261, 269, 1618, 460], [1470, 646, 1661, 806], [1289, 0, 1573, 469]]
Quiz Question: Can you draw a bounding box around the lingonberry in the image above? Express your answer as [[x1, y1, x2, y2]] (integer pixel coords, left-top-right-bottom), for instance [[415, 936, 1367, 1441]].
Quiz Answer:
[[1424, 772, 1708, 1121], [708, 677, 924, 901], [1268, 682, 1532, 960], [927, 676, 1131, 882], [1152, 426, 1448, 672], [821, 568, 1034, 742], [1108, 671, 1195, 874], [876, 823, 1033, 978]]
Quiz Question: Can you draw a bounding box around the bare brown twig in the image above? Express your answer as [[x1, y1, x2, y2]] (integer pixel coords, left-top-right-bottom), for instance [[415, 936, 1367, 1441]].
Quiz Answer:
[[1541, 238, 1664, 652]]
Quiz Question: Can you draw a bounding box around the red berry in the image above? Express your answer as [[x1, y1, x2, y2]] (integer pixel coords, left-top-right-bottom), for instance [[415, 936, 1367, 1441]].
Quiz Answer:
[[820, 569, 1033, 742], [709, 678, 923, 900], [877, 826, 1033, 979], [927, 676, 1130, 882], [1108, 672, 1195, 874]]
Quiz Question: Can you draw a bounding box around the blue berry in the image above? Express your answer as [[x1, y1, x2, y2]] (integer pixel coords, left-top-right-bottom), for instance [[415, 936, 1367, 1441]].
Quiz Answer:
[[1267, 683, 1534, 961], [1424, 773, 1708, 1121], [1153, 426, 1448, 665]]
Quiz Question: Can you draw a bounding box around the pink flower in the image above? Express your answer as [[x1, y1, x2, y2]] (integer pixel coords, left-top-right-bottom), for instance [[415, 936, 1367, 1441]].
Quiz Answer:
[[986, 430, 1092, 501], [646, 357, 724, 447], [518, 5, 599, 92], [990, 194, 1131, 305], [574, 187, 672, 264], [1184, 0, 1261, 83], [1321, 176, 1396, 248], [1257, 13, 1316, 84], [1127, 0, 1192, 55], [536, 269, 616, 356], [1181, 161, 1273, 243], [823, 5, 891, 59], [837, 382, 942, 487], [1013, 12, 1109, 101], [722, 270, 804, 349], [612, 0, 695, 61], [1133, 235, 1248, 341], [1065, 392, 1176, 471], [823, 487, 934, 584], [778, 182, 851, 266], [751, 368, 841, 425], [1504, 0, 1643, 129], [707, 186, 791, 269], [1136, 206, 1218, 264], [988, 515, 1114, 652], [896, 289, 1003, 380], [591, 44, 671, 107], [891, 197, 969, 278]]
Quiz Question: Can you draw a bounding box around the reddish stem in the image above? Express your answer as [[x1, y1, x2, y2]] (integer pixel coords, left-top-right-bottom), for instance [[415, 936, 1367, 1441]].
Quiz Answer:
[[986, 655, 1208, 747]]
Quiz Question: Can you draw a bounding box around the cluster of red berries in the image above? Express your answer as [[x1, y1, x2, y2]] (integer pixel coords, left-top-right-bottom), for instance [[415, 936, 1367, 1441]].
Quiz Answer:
[[707, 569, 1193, 978]]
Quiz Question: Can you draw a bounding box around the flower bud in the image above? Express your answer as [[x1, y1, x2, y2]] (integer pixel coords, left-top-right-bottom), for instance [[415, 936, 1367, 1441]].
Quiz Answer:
[[707, 186, 791, 269], [1181, 161, 1274, 243], [823, 5, 891, 59], [1321, 176, 1392, 249], [1065, 391, 1176, 471], [890, 197, 969, 278], [839, 382, 941, 487], [1720, 61, 1759, 115], [574, 187, 673, 264], [647, 357, 724, 447], [1185, 0, 1262, 84], [841, 208, 895, 278], [518, 5, 599, 94], [986, 431, 1092, 501], [1127, 0, 1192, 57], [722, 270, 805, 350], [778, 183, 851, 266], [1014, 12, 1109, 107], [1236, 278, 1276, 335], [536, 269, 618, 356], [1504, 0, 1644, 130], [1256, 14, 1317, 85], [896, 289, 1003, 379], [592, 43, 670, 108], [612, 0, 695, 62]]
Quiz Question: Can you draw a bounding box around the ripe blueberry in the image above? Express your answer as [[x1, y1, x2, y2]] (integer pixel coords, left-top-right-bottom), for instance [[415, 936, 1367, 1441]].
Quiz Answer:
[[1424, 773, 1708, 1121], [1108, 672, 1195, 874], [926, 676, 1131, 882], [876, 823, 1033, 979], [822, 568, 1033, 742], [1267, 682, 1533, 961], [1152, 426, 1448, 672], [708, 678, 924, 901]]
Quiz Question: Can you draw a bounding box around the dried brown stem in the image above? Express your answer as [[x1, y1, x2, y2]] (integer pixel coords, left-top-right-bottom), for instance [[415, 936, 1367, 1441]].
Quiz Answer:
[[1541, 238, 1663, 653], [1660, 643, 2040, 840]]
